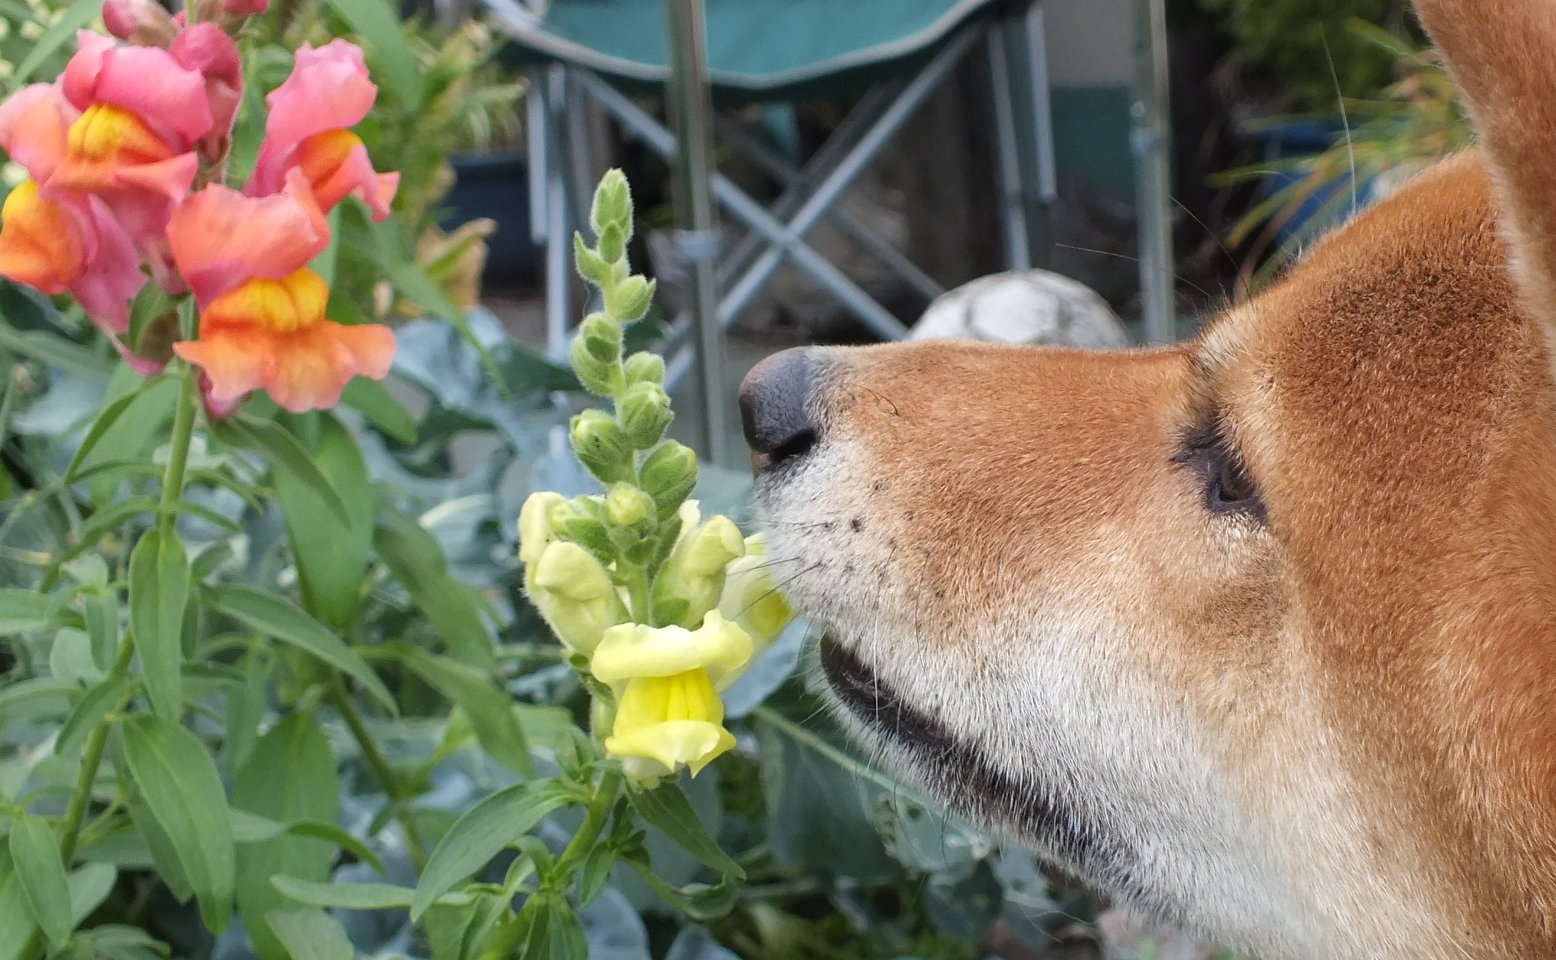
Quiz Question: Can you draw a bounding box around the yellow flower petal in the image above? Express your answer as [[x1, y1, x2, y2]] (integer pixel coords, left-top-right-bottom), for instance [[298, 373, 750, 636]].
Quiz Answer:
[[529, 540, 624, 655], [717, 534, 795, 650], [591, 611, 752, 689], [518, 491, 564, 568], [604, 670, 737, 778]]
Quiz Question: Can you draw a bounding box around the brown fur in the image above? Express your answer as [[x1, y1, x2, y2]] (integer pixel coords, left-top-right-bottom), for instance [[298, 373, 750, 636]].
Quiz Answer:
[[743, 2, 1556, 955]]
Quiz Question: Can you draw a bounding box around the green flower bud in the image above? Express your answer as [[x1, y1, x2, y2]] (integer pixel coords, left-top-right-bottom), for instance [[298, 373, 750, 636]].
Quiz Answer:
[[623, 351, 665, 387], [570, 335, 617, 396], [609, 275, 655, 324], [571, 410, 631, 484], [651, 513, 746, 628], [549, 496, 614, 559], [639, 441, 697, 518], [605, 484, 655, 531], [619, 381, 673, 449], [580, 312, 622, 364], [573, 233, 610, 285], [598, 222, 626, 264], [591, 169, 632, 238]]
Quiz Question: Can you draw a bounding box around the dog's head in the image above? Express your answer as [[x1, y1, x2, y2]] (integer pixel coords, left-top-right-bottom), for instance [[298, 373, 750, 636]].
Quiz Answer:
[[740, 3, 1556, 957]]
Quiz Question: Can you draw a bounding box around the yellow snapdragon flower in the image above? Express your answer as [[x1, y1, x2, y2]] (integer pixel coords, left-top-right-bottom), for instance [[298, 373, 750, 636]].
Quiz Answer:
[[520, 492, 626, 656], [591, 611, 753, 780], [651, 501, 746, 628], [716, 533, 795, 652]]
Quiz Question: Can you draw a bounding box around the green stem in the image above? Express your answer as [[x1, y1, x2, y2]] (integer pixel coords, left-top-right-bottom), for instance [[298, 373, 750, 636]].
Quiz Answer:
[[328, 683, 429, 870], [554, 767, 622, 878], [157, 368, 198, 536], [58, 639, 136, 864]]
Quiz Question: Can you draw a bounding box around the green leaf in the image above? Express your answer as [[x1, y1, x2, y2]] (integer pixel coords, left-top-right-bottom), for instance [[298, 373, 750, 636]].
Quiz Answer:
[[0, 590, 64, 634], [233, 714, 343, 960], [410, 780, 577, 920], [80, 375, 179, 505], [83, 591, 119, 673], [49, 628, 103, 685], [11, 0, 100, 84], [121, 716, 236, 932], [321, 0, 421, 108], [273, 413, 373, 629], [208, 416, 350, 526], [223, 651, 267, 772], [0, 323, 111, 380], [576, 843, 616, 907], [56, 675, 132, 758], [229, 811, 383, 876], [0, 849, 39, 960], [67, 862, 117, 925], [393, 648, 529, 775], [0, 678, 74, 724], [63, 378, 163, 482], [265, 907, 353, 960], [128, 528, 190, 721], [65, 925, 168, 960], [622, 863, 741, 922], [515, 891, 586, 960], [373, 510, 496, 673], [8, 813, 73, 945], [271, 876, 471, 911], [627, 781, 744, 879], [125, 796, 192, 902], [341, 377, 417, 444], [206, 586, 394, 714]]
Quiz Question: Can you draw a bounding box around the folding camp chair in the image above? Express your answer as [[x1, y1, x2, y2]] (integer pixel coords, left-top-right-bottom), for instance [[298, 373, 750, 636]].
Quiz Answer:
[[483, 0, 1063, 385]]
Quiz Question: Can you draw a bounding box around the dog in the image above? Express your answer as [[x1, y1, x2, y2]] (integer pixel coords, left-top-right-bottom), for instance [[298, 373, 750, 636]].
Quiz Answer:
[[737, 1, 1556, 957]]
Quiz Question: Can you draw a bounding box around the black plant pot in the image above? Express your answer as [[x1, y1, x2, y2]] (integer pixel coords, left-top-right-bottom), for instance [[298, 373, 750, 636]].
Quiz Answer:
[[442, 150, 540, 285]]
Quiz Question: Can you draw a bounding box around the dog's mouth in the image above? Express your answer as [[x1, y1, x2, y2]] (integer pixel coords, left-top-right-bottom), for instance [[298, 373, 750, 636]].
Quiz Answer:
[[818, 634, 1126, 880]]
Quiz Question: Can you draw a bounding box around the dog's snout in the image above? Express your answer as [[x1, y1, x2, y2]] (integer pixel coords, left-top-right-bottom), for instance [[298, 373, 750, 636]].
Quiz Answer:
[[739, 347, 819, 468]]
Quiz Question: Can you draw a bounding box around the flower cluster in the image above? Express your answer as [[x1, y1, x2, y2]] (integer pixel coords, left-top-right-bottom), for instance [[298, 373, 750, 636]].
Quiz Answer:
[[0, 0, 397, 415], [518, 171, 793, 782]]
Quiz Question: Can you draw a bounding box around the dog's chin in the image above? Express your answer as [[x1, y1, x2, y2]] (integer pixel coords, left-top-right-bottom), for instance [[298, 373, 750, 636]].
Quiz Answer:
[[817, 634, 1132, 895]]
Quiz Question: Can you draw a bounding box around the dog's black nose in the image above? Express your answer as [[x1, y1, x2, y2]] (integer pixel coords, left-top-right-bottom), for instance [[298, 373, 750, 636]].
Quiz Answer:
[[739, 347, 819, 468]]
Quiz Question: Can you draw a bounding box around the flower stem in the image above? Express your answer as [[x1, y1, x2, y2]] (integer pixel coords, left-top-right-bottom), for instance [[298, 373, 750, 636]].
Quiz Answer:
[[328, 681, 429, 870], [157, 367, 198, 537], [554, 767, 622, 879]]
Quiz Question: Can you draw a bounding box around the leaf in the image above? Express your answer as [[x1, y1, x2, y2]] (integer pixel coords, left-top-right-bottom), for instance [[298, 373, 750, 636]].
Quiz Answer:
[[265, 907, 353, 960], [63, 379, 163, 481], [128, 528, 190, 721], [272, 413, 373, 629], [12, 0, 100, 84], [208, 416, 350, 525], [0, 590, 64, 634], [229, 811, 383, 876], [80, 375, 180, 505], [121, 716, 236, 932], [342, 377, 417, 444], [394, 648, 529, 775], [223, 651, 267, 772], [576, 843, 615, 907], [233, 714, 343, 960], [321, 0, 421, 108], [0, 323, 111, 380], [0, 849, 39, 960], [83, 590, 120, 673], [56, 675, 132, 758], [410, 780, 577, 920], [271, 876, 471, 911], [0, 678, 74, 724], [66, 925, 168, 960], [206, 586, 394, 714], [49, 628, 103, 685], [67, 862, 118, 925], [627, 782, 744, 879], [8, 813, 73, 945], [622, 864, 740, 922], [515, 891, 585, 960], [373, 510, 496, 673], [126, 796, 191, 901]]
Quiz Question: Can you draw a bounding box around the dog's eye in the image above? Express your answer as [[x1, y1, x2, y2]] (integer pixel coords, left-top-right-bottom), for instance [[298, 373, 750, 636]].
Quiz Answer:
[[1209, 452, 1258, 512]]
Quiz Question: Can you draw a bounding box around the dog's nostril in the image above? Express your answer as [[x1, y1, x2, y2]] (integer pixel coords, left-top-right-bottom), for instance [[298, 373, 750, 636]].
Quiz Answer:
[[739, 347, 819, 468]]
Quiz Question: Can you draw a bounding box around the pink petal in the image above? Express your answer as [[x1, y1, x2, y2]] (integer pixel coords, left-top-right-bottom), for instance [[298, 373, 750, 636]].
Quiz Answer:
[[67, 195, 145, 335], [170, 24, 241, 162], [62, 33, 212, 151], [167, 170, 330, 305], [249, 40, 375, 191], [0, 84, 78, 182], [221, 0, 268, 13], [102, 0, 179, 47]]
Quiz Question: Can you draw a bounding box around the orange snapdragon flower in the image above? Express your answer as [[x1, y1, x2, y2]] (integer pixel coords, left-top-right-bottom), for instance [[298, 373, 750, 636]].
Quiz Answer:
[[167, 171, 394, 415]]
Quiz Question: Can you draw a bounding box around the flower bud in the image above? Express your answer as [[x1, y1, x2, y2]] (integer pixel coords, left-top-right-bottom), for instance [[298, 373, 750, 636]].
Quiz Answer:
[[604, 484, 654, 531], [573, 232, 609, 285], [528, 541, 626, 655], [579, 311, 621, 364], [639, 441, 697, 518], [651, 515, 746, 628], [103, 0, 179, 46], [622, 351, 665, 388], [518, 491, 565, 568], [609, 275, 655, 323], [570, 335, 616, 396], [619, 381, 672, 449], [590, 169, 632, 238], [549, 496, 613, 559], [717, 534, 795, 653], [598, 222, 625, 264], [571, 410, 631, 484]]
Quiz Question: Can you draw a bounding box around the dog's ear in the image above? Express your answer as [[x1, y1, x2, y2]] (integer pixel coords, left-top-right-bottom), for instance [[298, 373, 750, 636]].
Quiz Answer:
[[1416, 0, 1556, 374]]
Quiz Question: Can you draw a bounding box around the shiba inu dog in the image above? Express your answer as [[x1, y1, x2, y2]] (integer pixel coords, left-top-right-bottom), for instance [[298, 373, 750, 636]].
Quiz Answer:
[[737, 1, 1556, 957]]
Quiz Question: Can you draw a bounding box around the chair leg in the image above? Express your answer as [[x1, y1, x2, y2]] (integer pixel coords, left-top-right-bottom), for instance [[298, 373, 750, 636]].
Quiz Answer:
[[1131, 0, 1176, 343], [988, 26, 1031, 271]]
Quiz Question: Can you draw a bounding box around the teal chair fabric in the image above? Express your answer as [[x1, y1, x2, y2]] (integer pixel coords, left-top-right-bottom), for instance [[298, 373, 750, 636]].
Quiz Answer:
[[492, 0, 1009, 100]]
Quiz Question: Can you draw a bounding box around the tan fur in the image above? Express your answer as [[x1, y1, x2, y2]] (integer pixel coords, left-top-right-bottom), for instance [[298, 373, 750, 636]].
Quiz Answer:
[[744, 2, 1556, 956]]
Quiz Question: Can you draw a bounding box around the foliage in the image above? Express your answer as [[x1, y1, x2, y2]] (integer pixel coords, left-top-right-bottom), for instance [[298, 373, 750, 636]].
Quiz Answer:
[[1216, 21, 1472, 287], [1195, 0, 1420, 113]]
